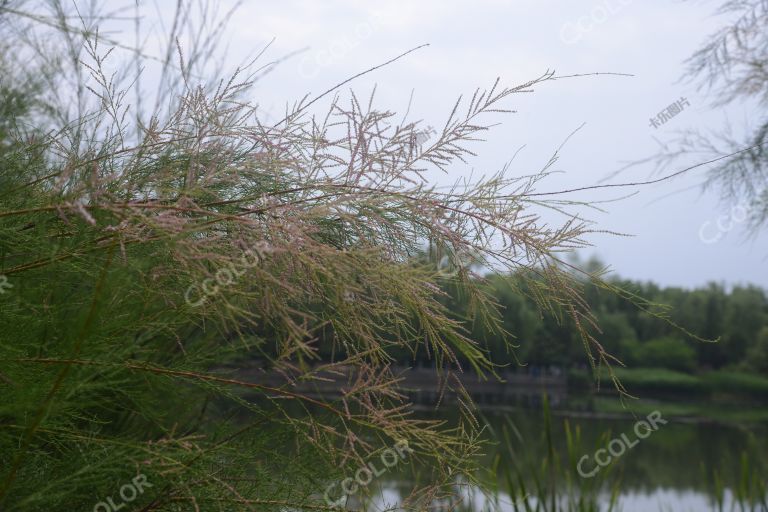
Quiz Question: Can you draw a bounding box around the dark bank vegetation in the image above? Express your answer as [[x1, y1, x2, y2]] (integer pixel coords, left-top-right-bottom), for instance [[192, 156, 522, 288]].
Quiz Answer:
[[431, 262, 768, 400]]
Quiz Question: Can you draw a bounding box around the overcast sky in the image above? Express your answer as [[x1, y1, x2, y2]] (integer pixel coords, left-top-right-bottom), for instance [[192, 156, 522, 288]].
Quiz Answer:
[[151, 0, 768, 288]]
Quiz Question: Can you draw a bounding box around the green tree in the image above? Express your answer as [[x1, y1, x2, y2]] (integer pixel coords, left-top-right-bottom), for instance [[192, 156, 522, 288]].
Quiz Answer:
[[634, 337, 698, 373], [745, 326, 768, 374], [0, 2, 629, 510]]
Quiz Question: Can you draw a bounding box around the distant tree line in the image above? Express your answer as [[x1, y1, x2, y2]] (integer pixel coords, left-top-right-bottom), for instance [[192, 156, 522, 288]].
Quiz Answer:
[[307, 257, 768, 376], [429, 265, 768, 375]]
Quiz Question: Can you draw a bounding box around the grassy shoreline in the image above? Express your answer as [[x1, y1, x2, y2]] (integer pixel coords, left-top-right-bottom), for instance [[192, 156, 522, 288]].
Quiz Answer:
[[570, 367, 768, 402]]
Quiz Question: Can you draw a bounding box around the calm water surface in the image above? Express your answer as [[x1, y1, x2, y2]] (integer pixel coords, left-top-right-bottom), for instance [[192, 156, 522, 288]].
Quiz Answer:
[[357, 397, 768, 512]]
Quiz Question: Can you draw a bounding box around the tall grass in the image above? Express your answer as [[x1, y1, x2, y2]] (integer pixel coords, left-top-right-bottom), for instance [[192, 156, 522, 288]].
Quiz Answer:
[[705, 452, 768, 512], [0, 1, 699, 510], [480, 398, 768, 512], [481, 397, 620, 512]]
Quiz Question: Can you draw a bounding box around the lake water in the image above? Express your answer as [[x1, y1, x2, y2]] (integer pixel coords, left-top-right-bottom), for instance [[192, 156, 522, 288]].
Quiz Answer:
[[347, 396, 768, 512]]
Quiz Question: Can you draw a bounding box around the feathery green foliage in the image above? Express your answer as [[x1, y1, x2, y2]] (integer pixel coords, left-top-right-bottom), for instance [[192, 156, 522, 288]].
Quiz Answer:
[[0, 1, 668, 510]]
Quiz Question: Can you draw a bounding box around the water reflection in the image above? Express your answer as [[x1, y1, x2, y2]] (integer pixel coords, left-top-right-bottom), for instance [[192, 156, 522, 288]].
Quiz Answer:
[[354, 400, 768, 511], [363, 484, 750, 512]]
